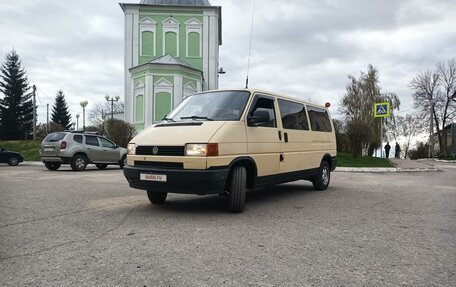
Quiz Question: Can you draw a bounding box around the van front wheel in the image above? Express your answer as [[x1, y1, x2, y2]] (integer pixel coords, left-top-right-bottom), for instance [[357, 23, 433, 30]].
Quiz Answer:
[[227, 166, 247, 213], [147, 190, 167, 204], [312, 161, 330, 191]]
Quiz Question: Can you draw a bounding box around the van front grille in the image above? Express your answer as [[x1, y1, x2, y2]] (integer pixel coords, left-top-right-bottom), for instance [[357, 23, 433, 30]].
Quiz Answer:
[[134, 161, 183, 169], [136, 146, 185, 156]]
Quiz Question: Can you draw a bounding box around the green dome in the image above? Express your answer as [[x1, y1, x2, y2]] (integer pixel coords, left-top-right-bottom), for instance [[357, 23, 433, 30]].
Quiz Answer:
[[139, 0, 211, 6]]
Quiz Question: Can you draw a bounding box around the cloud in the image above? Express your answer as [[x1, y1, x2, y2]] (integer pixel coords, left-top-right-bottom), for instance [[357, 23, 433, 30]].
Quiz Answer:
[[0, 0, 455, 124]]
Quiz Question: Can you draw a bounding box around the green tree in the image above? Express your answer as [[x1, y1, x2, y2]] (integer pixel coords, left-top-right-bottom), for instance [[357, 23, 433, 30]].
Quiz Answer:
[[51, 90, 72, 129], [0, 50, 33, 140], [340, 64, 400, 156]]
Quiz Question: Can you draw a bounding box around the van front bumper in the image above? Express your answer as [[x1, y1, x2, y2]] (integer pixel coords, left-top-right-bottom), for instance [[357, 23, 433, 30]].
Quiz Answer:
[[123, 166, 230, 195]]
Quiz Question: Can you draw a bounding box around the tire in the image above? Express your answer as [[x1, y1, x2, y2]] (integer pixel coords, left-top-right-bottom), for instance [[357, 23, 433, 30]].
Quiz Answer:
[[45, 162, 61, 171], [146, 190, 167, 204], [71, 154, 87, 171], [95, 163, 108, 170], [312, 161, 330, 191], [227, 166, 247, 213], [8, 157, 19, 166], [119, 155, 127, 169]]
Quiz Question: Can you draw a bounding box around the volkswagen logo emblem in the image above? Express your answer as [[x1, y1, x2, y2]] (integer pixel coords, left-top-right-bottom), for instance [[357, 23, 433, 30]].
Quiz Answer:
[[152, 146, 159, 155]]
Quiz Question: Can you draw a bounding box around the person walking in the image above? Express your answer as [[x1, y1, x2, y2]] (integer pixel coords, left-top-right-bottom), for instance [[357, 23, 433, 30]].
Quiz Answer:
[[384, 142, 391, 158], [395, 143, 401, 159]]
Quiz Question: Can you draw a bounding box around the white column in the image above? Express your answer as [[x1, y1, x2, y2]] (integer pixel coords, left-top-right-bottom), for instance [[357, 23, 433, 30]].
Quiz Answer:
[[132, 11, 139, 67], [202, 14, 209, 91], [124, 12, 134, 123], [174, 75, 183, 108], [145, 74, 153, 126]]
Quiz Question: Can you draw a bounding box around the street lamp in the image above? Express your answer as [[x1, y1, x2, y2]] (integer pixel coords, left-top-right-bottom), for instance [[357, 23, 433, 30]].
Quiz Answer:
[[76, 114, 80, 130], [105, 95, 120, 119], [80, 101, 88, 131]]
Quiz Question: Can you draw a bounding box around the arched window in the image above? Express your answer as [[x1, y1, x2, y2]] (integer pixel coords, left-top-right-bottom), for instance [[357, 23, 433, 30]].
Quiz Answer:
[[165, 32, 178, 56], [154, 92, 172, 122], [135, 95, 144, 122], [154, 78, 173, 122], [187, 32, 200, 57], [185, 18, 202, 58], [139, 18, 156, 57], [142, 31, 154, 56], [163, 18, 179, 57]]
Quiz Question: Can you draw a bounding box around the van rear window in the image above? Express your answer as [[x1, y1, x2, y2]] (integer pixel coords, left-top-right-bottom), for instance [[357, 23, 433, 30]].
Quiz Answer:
[[307, 106, 332, 132], [43, 132, 66, 142]]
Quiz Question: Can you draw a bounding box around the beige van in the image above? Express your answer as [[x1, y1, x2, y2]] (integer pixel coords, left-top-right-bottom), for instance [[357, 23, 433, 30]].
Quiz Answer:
[[123, 89, 337, 212]]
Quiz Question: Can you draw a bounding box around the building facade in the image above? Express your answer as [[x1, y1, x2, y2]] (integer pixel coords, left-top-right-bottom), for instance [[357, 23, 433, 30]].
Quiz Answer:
[[120, 0, 222, 131]]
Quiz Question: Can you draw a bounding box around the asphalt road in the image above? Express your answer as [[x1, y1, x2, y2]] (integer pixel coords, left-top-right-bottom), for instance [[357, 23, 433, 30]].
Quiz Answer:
[[1, 162, 455, 286]]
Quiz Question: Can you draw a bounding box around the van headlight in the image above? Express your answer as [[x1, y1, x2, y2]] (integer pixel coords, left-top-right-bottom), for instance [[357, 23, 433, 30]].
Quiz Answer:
[[127, 143, 136, 155], [185, 143, 218, 156]]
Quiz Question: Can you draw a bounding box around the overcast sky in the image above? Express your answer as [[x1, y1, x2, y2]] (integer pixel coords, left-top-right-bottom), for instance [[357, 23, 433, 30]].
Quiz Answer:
[[1, 0, 455, 125]]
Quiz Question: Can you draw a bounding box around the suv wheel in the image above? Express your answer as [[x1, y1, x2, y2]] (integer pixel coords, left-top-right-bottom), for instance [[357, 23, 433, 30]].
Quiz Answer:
[[95, 163, 108, 170], [119, 155, 127, 169], [45, 162, 61, 171], [71, 154, 87, 171]]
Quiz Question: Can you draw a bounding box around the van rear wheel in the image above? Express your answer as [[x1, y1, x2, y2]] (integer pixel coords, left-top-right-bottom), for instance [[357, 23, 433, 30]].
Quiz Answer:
[[227, 166, 247, 213], [312, 161, 330, 190], [147, 190, 167, 204]]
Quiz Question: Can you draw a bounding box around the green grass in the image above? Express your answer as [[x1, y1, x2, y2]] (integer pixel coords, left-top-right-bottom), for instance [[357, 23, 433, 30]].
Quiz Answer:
[[337, 152, 394, 168], [0, 140, 41, 161]]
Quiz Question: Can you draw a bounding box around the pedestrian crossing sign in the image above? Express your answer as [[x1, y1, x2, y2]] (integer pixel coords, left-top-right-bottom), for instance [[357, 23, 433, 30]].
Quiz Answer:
[[374, 102, 390, 118]]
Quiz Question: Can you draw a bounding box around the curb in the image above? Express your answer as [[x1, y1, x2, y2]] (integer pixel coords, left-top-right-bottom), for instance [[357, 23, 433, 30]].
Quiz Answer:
[[335, 167, 439, 173], [22, 161, 43, 166]]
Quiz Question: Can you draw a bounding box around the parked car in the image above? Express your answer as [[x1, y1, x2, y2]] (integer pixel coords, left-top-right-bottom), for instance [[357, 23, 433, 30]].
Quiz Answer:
[[0, 147, 24, 166], [40, 131, 127, 171]]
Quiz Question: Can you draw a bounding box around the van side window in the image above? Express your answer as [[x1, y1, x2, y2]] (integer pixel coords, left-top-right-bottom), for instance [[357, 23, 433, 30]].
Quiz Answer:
[[73, 135, 83, 144], [249, 96, 277, 128], [85, 135, 100, 146], [307, 106, 332, 132], [278, 99, 309, 130]]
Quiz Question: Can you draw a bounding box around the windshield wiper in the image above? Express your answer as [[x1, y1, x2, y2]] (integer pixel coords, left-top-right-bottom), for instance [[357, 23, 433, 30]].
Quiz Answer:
[[180, 116, 213, 121], [162, 117, 175, 122]]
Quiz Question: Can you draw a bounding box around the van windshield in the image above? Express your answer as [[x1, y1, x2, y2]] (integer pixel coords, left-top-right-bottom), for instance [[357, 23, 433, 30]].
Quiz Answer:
[[166, 91, 250, 122]]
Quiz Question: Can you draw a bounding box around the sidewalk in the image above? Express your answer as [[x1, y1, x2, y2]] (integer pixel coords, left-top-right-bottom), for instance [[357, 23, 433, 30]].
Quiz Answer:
[[336, 158, 439, 173]]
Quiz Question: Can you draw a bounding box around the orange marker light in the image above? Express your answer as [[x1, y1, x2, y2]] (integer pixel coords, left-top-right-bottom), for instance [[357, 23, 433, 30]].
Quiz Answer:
[[206, 143, 219, 156], [325, 102, 331, 108]]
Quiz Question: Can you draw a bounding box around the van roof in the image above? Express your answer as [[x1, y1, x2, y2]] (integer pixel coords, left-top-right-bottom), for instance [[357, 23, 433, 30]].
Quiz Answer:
[[202, 88, 330, 109]]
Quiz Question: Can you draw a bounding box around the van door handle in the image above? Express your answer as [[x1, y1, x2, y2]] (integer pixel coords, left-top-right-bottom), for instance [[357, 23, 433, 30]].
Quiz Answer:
[[278, 131, 282, 141], [284, 132, 288, 143]]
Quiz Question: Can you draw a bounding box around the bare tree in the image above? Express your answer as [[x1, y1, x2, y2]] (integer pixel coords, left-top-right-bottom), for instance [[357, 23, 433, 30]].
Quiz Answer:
[[88, 100, 125, 125], [410, 59, 456, 156], [387, 114, 424, 159]]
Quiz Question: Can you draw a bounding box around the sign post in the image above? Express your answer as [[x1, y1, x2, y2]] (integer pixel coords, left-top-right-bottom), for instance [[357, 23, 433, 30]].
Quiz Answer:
[[374, 102, 391, 158]]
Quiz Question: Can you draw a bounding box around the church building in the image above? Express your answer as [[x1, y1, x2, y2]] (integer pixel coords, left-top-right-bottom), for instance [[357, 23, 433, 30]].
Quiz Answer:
[[120, 0, 222, 131]]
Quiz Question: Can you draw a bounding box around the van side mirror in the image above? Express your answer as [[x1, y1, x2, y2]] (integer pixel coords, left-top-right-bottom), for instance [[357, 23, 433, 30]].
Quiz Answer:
[[248, 109, 271, 126]]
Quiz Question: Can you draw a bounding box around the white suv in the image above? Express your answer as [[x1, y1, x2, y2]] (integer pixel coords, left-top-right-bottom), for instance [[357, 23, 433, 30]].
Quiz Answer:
[[40, 131, 127, 171]]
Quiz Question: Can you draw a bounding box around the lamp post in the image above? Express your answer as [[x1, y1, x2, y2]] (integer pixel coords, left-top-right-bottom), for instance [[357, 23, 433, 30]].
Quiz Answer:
[[80, 101, 88, 131], [105, 95, 120, 119], [76, 114, 80, 130]]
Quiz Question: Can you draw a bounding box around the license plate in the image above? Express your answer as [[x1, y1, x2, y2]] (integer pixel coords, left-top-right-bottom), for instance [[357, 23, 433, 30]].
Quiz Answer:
[[44, 147, 54, 152], [140, 173, 167, 182]]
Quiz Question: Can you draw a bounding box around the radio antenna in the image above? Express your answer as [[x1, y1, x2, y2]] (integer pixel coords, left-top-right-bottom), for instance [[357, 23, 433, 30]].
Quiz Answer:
[[245, 0, 256, 89]]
